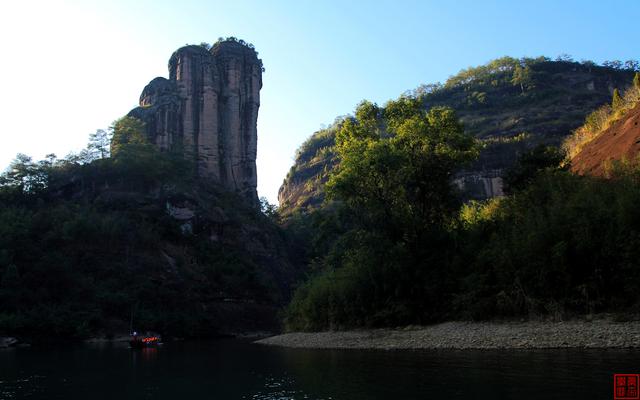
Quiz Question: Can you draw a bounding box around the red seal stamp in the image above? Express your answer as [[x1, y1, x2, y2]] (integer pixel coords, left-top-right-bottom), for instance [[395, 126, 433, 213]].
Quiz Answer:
[[615, 374, 639, 400]]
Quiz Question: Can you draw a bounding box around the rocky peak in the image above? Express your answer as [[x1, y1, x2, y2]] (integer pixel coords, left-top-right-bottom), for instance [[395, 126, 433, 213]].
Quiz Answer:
[[211, 40, 261, 61], [168, 45, 214, 81], [128, 40, 263, 204], [139, 77, 177, 107]]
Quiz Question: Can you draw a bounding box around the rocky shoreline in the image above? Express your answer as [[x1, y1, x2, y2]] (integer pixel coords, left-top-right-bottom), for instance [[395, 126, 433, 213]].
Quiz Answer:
[[256, 319, 640, 350]]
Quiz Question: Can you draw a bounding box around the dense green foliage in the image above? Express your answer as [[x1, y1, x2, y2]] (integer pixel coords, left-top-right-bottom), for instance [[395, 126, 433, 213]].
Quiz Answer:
[[0, 118, 290, 341], [286, 100, 479, 330], [285, 98, 640, 331], [455, 166, 640, 319], [327, 100, 478, 235], [4, 58, 640, 340], [110, 116, 148, 156], [279, 57, 637, 213]]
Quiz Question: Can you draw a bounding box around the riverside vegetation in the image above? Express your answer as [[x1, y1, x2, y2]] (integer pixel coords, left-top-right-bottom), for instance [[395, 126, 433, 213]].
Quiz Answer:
[[284, 70, 640, 331], [1, 56, 640, 341], [0, 117, 296, 342]]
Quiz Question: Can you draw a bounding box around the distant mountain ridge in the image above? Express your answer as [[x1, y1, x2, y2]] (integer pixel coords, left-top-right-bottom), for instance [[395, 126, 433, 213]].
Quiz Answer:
[[279, 57, 637, 214]]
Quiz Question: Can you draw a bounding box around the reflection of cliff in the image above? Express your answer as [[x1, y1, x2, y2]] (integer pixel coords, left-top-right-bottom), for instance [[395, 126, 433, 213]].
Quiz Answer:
[[128, 41, 263, 203]]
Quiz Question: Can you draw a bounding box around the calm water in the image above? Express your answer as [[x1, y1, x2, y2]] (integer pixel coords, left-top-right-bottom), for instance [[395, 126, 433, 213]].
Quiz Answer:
[[1, 340, 639, 399]]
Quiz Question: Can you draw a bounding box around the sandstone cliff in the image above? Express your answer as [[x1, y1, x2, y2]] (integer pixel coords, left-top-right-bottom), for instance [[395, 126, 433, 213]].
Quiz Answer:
[[128, 40, 263, 203]]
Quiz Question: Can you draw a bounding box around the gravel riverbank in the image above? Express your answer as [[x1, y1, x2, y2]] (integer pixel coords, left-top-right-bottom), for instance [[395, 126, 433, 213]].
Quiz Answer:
[[256, 319, 640, 349]]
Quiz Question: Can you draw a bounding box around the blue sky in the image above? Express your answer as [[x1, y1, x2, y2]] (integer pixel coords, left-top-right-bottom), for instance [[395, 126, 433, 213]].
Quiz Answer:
[[0, 0, 638, 202]]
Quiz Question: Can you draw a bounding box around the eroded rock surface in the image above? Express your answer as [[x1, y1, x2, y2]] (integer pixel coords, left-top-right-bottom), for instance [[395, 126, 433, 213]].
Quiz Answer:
[[571, 103, 640, 176], [128, 41, 263, 203]]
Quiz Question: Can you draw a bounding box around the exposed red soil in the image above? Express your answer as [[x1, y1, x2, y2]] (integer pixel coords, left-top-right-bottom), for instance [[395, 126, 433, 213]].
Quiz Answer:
[[571, 103, 640, 176]]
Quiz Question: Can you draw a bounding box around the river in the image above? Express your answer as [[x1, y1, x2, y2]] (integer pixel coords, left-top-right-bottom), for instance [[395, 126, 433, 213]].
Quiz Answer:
[[1, 340, 638, 399]]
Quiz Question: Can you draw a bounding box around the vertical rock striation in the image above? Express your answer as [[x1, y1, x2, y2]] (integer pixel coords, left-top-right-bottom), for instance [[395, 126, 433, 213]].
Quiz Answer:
[[128, 40, 263, 203]]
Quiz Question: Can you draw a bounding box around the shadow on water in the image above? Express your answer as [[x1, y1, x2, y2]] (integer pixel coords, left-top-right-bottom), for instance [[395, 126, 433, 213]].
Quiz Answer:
[[1, 339, 639, 399]]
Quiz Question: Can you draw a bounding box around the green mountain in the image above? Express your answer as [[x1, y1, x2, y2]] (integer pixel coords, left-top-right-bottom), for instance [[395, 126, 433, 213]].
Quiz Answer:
[[283, 72, 640, 331], [279, 57, 635, 214]]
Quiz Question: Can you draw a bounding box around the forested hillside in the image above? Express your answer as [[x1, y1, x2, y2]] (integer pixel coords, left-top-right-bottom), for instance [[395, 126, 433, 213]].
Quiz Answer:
[[284, 73, 640, 330], [2, 55, 640, 340], [0, 120, 297, 342], [279, 57, 636, 214]]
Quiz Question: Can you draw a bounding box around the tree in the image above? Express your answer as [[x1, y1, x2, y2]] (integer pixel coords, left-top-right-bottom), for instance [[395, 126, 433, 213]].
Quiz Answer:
[[634, 72, 640, 91], [555, 54, 573, 62], [603, 60, 623, 69], [87, 129, 111, 159], [110, 117, 148, 156], [328, 99, 478, 242], [260, 197, 280, 222], [612, 88, 623, 111], [511, 64, 532, 94], [0, 154, 48, 194], [287, 99, 480, 328], [624, 60, 639, 71], [41, 153, 58, 168]]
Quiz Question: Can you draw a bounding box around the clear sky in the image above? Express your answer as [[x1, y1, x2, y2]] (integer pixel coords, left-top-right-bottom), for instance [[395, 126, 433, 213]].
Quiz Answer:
[[0, 0, 638, 203]]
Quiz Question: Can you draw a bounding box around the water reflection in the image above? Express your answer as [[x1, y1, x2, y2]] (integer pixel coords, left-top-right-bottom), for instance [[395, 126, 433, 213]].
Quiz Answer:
[[244, 374, 331, 400], [131, 347, 158, 362], [0, 340, 638, 400], [0, 374, 48, 399]]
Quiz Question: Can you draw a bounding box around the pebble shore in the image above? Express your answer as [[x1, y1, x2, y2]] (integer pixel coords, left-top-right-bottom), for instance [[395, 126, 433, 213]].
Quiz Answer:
[[256, 319, 640, 350]]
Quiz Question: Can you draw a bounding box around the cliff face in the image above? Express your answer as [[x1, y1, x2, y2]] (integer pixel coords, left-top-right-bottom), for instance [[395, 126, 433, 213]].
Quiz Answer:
[[571, 102, 640, 176], [128, 41, 262, 203]]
